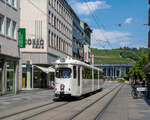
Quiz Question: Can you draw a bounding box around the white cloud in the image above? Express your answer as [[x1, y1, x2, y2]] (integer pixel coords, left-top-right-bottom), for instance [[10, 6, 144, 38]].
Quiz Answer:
[[124, 18, 133, 24], [71, 0, 111, 15], [91, 29, 131, 48]]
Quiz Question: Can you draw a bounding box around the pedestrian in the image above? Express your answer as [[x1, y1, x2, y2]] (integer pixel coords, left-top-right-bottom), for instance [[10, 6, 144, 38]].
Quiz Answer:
[[131, 80, 134, 89]]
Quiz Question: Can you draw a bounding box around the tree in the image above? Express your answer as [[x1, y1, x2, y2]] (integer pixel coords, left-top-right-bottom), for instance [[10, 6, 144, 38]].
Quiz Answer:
[[129, 55, 148, 80], [121, 72, 127, 78]]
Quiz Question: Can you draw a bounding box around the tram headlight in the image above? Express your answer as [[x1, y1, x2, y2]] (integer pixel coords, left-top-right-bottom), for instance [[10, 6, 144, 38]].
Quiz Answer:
[[60, 84, 65, 91]]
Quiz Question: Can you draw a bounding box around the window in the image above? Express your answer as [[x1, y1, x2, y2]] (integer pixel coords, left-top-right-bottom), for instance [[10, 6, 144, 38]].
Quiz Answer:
[[73, 66, 76, 79], [99, 71, 104, 79], [59, 38, 61, 51], [6, 18, 11, 37], [51, 13, 53, 26], [54, 16, 56, 28], [48, 11, 51, 24], [48, 30, 50, 47], [56, 68, 71, 79], [51, 32, 53, 47], [94, 70, 98, 79], [6, 0, 10, 4], [12, 0, 17, 8], [0, 14, 4, 34], [56, 36, 58, 50], [12, 21, 16, 39], [6, 61, 15, 92], [82, 67, 92, 79]]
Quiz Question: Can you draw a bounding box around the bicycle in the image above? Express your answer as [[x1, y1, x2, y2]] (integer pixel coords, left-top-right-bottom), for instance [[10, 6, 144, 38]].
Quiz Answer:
[[131, 87, 147, 99]]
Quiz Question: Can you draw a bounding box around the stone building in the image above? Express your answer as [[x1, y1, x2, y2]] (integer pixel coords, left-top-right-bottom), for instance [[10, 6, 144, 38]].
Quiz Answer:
[[20, 0, 73, 89], [0, 0, 20, 94]]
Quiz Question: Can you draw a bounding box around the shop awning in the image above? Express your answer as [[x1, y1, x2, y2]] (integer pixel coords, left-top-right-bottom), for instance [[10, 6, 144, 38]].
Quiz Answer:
[[34, 65, 55, 73]]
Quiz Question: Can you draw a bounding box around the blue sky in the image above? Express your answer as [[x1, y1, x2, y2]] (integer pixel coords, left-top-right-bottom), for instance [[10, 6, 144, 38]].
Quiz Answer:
[[68, 0, 148, 49]]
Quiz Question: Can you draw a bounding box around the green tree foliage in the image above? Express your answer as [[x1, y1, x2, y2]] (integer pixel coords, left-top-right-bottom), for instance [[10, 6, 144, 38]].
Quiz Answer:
[[121, 72, 127, 78], [129, 55, 148, 80]]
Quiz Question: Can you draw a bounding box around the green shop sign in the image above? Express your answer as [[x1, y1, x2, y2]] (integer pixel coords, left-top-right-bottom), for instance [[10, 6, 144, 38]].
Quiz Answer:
[[18, 28, 26, 48]]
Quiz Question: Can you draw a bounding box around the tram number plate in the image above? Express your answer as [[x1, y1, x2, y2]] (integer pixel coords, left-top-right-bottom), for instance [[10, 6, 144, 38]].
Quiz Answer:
[[136, 87, 147, 91]]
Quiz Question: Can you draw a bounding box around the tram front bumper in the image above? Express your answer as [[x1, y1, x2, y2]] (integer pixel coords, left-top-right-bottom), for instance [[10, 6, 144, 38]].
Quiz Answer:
[[55, 91, 71, 97]]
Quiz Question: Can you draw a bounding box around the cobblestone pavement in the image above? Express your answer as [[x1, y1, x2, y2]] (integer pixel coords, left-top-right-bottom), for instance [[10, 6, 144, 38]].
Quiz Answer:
[[101, 84, 150, 120]]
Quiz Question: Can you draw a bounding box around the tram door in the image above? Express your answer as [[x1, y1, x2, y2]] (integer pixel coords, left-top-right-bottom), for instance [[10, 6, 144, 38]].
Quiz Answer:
[[78, 67, 80, 86]]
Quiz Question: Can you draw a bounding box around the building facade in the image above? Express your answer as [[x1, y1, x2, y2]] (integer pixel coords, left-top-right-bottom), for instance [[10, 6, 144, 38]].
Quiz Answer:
[[20, 0, 73, 89], [0, 0, 20, 94], [95, 64, 134, 80], [80, 21, 92, 63], [71, 9, 85, 61]]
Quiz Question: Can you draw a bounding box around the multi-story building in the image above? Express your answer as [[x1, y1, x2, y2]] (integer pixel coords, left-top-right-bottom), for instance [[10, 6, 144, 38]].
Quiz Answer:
[[80, 21, 92, 63], [0, 0, 20, 95], [20, 0, 73, 89], [70, 8, 85, 61]]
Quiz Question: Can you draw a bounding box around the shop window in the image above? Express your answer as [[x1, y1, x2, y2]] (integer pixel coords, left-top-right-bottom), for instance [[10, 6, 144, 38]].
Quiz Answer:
[[6, 61, 15, 93]]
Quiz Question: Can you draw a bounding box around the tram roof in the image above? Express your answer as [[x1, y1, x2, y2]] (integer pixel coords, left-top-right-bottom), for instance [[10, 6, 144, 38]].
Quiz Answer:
[[55, 57, 102, 71]]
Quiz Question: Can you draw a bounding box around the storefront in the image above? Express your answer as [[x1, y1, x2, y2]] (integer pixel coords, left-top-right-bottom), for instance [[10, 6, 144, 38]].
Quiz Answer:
[[6, 61, 15, 93], [22, 65, 55, 90], [0, 56, 19, 95]]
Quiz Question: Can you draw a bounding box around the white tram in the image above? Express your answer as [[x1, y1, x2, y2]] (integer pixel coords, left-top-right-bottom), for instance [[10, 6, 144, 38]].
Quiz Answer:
[[54, 57, 104, 98]]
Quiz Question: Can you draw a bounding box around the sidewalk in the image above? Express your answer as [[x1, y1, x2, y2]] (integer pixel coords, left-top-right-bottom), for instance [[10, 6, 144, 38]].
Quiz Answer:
[[0, 89, 55, 111], [101, 84, 150, 120]]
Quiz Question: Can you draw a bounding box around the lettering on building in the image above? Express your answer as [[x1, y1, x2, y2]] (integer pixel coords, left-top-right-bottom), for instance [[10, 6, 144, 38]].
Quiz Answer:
[[26, 39, 44, 49]]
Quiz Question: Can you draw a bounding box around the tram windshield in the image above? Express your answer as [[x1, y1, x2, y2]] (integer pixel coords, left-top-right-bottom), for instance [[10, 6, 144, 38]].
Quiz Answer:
[[56, 68, 72, 79]]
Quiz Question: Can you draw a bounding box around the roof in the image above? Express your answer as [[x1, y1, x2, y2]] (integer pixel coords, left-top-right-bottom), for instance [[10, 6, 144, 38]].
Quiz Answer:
[[55, 57, 102, 71]]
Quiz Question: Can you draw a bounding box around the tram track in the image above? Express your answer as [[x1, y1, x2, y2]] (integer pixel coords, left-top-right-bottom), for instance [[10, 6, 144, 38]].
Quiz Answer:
[[68, 84, 123, 120], [20, 84, 122, 120], [0, 84, 122, 120], [0, 101, 68, 120], [94, 84, 123, 120]]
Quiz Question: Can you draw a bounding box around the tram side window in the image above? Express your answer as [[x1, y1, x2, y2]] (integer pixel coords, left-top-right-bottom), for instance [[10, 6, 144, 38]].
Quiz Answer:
[[99, 71, 104, 79], [73, 66, 76, 79], [94, 70, 98, 79], [82, 67, 92, 79]]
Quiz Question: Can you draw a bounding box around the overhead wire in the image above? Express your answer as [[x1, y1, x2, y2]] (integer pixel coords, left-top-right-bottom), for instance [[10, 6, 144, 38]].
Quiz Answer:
[[80, 0, 113, 49]]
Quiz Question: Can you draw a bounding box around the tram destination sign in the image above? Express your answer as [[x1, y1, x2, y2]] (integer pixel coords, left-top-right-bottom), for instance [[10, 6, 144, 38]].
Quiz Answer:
[[18, 28, 26, 48]]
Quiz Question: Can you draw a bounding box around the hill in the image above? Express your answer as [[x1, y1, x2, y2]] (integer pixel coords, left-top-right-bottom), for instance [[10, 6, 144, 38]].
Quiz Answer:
[[91, 48, 149, 64]]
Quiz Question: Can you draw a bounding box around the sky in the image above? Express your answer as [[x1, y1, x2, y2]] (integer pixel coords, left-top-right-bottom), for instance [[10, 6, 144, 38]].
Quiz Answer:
[[68, 0, 149, 49]]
